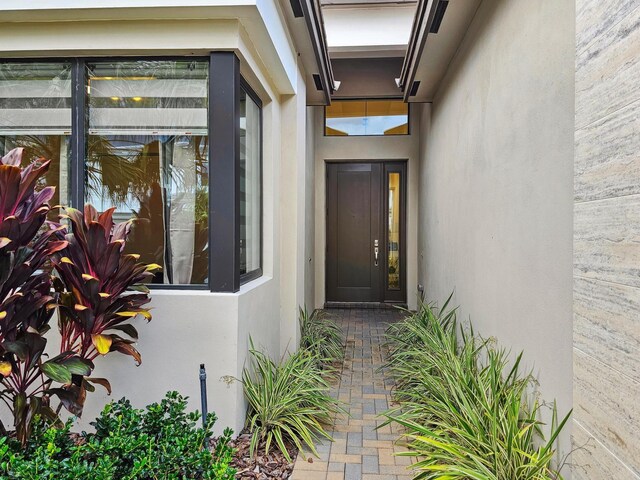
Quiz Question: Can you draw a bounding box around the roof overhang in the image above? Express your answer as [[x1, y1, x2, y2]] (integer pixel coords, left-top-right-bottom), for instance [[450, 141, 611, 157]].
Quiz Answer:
[[399, 0, 481, 102], [0, 1, 315, 100], [283, 0, 336, 104]]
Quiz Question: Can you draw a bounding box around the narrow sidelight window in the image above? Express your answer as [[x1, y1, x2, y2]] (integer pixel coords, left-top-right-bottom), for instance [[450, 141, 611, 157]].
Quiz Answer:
[[239, 86, 262, 279], [85, 60, 210, 285], [387, 172, 401, 290], [0, 62, 72, 210], [383, 163, 405, 302]]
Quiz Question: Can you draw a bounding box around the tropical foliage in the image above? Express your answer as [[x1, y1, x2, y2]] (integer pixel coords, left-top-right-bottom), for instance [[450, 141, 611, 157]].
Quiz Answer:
[[0, 391, 236, 480], [51, 205, 159, 404], [241, 338, 343, 462], [383, 295, 571, 480], [298, 307, 344, 370], [0, 148, 69, 443], [0, 147, 155, 444]]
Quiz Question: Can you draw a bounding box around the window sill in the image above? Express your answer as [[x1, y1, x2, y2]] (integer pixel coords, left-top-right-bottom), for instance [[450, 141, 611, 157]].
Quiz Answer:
[[240, 268, 262, 285], [145, 274, 271, 297], [148, 284, 209, 291]]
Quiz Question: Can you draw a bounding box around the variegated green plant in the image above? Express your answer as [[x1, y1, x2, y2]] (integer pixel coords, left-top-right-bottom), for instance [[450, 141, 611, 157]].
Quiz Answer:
[[298, 307, 344, 370], [383, 296, 571, 480], [241, 339, 343, 461]]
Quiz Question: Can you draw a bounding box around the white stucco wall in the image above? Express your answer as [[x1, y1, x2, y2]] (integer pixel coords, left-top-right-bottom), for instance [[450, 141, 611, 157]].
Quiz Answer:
[[279, 65, 309, 355], [77, 286, 243, 435], [417, 0, 574, 460], [313, 106, 420, 310], [305, 107, 317, 310]]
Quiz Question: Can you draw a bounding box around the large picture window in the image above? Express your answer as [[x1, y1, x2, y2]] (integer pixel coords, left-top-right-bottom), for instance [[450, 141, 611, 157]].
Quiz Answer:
[[0, 55, 262, 291], [85, 60, 210, 285]]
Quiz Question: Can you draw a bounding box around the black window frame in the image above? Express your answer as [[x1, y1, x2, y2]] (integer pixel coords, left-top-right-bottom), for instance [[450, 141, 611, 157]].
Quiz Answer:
[[0, 53, 263, 293]]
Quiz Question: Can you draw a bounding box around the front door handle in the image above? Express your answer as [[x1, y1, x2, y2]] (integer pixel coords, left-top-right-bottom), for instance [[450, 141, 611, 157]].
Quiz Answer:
[[374, 243, 379, 266]]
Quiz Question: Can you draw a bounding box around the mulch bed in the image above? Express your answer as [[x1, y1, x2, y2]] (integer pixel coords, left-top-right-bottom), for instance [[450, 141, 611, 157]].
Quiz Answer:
[[226, 430, 299, 480]]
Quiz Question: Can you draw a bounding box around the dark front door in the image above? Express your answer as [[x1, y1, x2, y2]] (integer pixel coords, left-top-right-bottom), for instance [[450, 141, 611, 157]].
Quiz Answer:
[[326, 161, 406, 304]]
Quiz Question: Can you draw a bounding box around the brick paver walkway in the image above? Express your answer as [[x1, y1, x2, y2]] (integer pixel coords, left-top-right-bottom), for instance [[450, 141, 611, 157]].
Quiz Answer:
[[291, 308, 414, 480]]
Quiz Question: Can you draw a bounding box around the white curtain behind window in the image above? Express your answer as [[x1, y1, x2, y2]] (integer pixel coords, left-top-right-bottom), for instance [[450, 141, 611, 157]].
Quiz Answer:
[[166, 137, 196, 284]]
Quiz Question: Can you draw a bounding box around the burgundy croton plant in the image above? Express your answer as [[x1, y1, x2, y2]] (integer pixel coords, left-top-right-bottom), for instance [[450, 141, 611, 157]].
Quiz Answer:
[[0, 147, 159, 445]]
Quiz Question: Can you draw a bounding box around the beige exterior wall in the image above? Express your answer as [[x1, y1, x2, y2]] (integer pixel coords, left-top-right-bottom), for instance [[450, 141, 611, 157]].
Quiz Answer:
[[312, 106, 421, 310], [279, 67, 310, 355], [573, 1, 640, 477], [417, 0, 575, 462], [0, 11, 308, 436], [305, 107, 317, 309]]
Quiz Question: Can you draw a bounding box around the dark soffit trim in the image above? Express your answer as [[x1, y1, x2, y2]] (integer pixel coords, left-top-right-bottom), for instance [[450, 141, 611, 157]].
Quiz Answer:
[[399, 0, 440, 101], [290, 0, 305, 17], [299, 0, 335, 105]]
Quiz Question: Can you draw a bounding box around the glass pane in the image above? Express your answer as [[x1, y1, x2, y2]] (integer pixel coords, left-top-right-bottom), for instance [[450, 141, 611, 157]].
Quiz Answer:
[[85, 60, 209, 285], [388, 172, 401, 290], [367, 100, 409, 135], [325, 100, 408, 136], [0, 62, 72, 210], [325, 101, 366, 136], [240, 89, 261, 276]]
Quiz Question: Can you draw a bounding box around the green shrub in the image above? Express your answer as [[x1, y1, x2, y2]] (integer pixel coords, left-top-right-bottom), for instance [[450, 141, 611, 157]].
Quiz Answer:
[[383, 296, 571, 480], [0, 421, 118, 480], [0, 391, 235, 480], [298, 307, 344, 368], [242, 340, 343, 461]]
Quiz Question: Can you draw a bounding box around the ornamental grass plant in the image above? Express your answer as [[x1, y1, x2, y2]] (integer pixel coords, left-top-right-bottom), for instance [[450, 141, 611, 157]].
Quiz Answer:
[[298, 307, 344, 370], [241, 339, 343, 462], [383, 295, 571, 480]]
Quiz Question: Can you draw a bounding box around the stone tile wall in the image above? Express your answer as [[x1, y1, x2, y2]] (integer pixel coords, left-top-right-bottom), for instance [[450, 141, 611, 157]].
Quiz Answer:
[[573, 1, 640, 477]]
